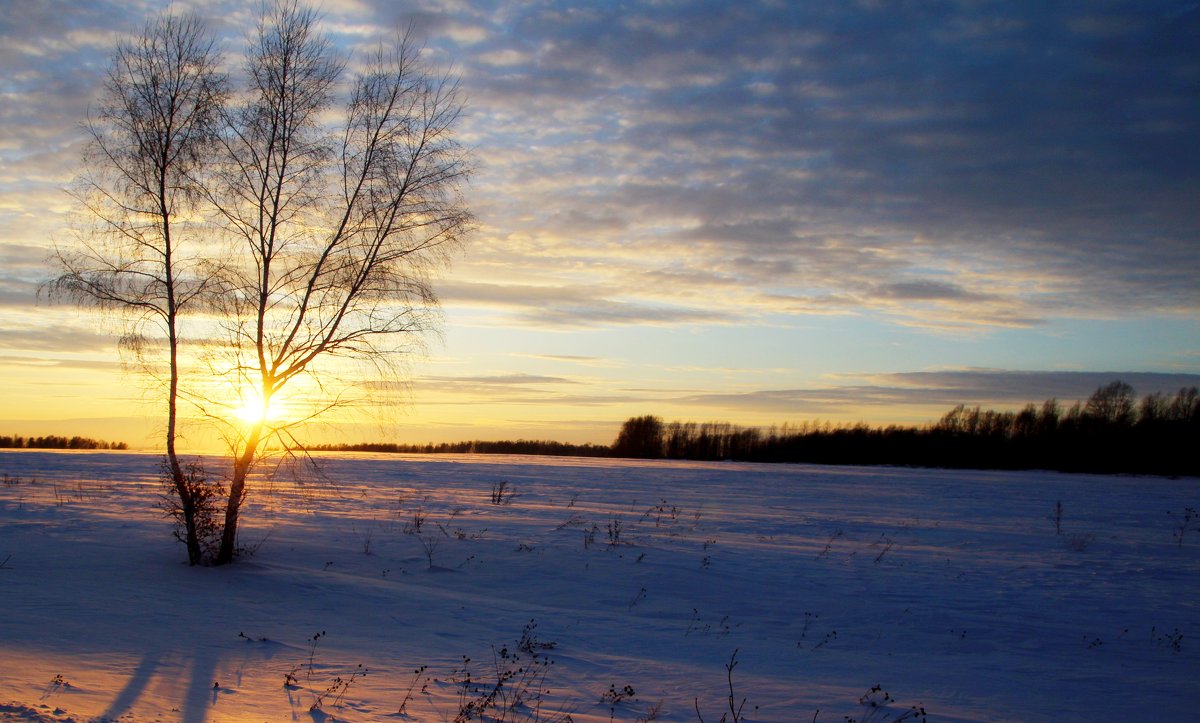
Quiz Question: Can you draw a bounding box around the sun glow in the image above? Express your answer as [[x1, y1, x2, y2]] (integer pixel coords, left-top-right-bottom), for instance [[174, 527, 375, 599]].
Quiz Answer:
[[231, 394, 285, 426]]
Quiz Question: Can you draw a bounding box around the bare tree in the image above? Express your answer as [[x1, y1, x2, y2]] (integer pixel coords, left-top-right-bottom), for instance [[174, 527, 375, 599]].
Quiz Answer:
[[47, 13, 225, 566], [1084, 380, 1136, 427], [612, 415, 666, 459], [205, 2, 473, 564], [47, 1, 469, 567]]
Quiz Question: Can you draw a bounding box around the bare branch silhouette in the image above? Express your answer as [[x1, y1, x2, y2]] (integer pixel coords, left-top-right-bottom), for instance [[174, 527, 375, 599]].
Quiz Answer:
[[46, 12, 226, 566]]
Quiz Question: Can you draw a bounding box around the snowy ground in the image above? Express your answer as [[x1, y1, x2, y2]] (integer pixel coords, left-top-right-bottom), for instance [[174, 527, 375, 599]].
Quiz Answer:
[[0, 450, 1197, 722]]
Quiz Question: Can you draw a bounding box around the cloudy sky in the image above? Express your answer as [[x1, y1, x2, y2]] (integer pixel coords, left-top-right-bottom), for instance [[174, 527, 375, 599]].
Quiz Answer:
[[2, 0, 1198, 448]]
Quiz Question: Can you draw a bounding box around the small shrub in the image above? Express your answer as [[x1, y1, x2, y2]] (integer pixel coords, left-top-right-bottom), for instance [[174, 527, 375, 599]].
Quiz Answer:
[[447, 620, 572, 722], [285, 631, 325, 688], [401, 507, 447, 569], [397, 665, 430, 716], [490, 480, 515, 505], [403, 505, 427, 534], [686, 610, 736, 638], [518, 619, 557, 654], [555, 513, 585, 531], [281, 631, 367, 712], [641, 499, 680, 527], [40, 674, 70, 701], [606, 515, 624, 546], [1152, 626, 1184, 654], [694, 649, 755, 723], [873, 534, 895, 564], [417, 531, 441, 569], [602, 683, 637, 705], [797, 611, 819, 649], [812, 630, 838, 650], [1170, 507, 1196, 548], [816, 529, 843, 559], [844, 685, 927, 722], [157, 457, 226, 563], [310, 664, 368, 712]]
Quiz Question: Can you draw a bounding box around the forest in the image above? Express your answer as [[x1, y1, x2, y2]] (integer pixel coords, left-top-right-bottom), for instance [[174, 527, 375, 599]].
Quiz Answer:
[[311, 439, 612, 457], [321, 381, 1199, 476], [0, 435, 129, 450], [609, 381, 1199, 476]]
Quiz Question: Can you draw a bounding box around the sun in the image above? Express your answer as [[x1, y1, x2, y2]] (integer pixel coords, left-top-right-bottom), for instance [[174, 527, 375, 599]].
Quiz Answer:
[[232, 394, 284, 426]]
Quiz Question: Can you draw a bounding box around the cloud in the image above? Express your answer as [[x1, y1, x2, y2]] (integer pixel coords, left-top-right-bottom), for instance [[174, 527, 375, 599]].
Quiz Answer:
[[3, 0, 1197, 340], [0, 354, 121, 372], [0, 324, 117, 354], [676, 370, 1200, 419], [511, 353, 623, 368], [872, 281, 992, 303], [422, 373, 579, 387], [0, 281, 39, 309], [862, 370, 1200, 403], [412, 372, 644, 408], [442, 0, 1199, 329], [440, 280, 734, 328], [0, 244, 50, 269]]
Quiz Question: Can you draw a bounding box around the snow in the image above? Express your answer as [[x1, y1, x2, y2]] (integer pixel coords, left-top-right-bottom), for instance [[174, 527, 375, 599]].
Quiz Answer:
[[0, 450, 1197, 722]]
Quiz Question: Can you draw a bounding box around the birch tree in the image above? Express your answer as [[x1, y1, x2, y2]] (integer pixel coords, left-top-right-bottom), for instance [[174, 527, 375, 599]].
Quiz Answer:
[[206, 2, 473, 564], [53, 1, 471, 567], [48, 13, 225, 566]]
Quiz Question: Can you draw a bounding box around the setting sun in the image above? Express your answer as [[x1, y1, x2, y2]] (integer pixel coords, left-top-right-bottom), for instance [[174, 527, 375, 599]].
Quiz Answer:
[[231, 394, 283, 426]]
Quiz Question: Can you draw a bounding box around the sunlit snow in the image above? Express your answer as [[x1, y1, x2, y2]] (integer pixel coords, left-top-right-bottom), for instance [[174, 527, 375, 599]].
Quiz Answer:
[[1, 451, 1196, 721]]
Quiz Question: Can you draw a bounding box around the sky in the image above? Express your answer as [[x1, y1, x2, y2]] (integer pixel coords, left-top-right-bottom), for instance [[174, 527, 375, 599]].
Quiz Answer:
[[1, 0, 1198, 449]]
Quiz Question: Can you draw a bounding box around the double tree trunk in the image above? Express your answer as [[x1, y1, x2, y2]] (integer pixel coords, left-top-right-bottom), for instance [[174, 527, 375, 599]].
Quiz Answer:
[[60, 3, 470, 568]]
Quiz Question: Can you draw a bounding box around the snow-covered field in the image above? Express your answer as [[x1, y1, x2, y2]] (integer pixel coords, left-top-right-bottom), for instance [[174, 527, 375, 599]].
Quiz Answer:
[[0, 450, 1197, 722]]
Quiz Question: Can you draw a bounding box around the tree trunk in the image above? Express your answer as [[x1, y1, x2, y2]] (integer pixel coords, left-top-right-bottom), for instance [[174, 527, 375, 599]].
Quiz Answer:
[[214, 424, 263, 565], [171, 462, 202, 566], [166, 370, 202, 565], [164, 219, 203, 565]]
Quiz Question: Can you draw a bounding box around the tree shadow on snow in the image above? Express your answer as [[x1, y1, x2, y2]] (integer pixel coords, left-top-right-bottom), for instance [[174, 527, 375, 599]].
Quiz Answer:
[[98, 638, 287, 722]]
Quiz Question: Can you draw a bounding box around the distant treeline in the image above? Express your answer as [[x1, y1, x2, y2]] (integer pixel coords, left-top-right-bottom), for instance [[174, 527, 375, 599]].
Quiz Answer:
[[315, 381, 1198, 477], [309, 439, 612, 457], [0, 434, 129, 450], [611, 381, 1199, 476]]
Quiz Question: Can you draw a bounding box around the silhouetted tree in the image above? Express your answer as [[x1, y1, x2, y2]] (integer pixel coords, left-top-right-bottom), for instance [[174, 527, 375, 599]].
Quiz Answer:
[[1035, 399, 1060, 436], [50, 2, 471, 567], [1084, 380, 1136, 427], [602, 381, 1196, 475], [203, 3, 472, 564], [1167, 386, 1200, 422], [48, 12, 225, 566], [0, 434, 125, 449], [612, 415, 665, 458]]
